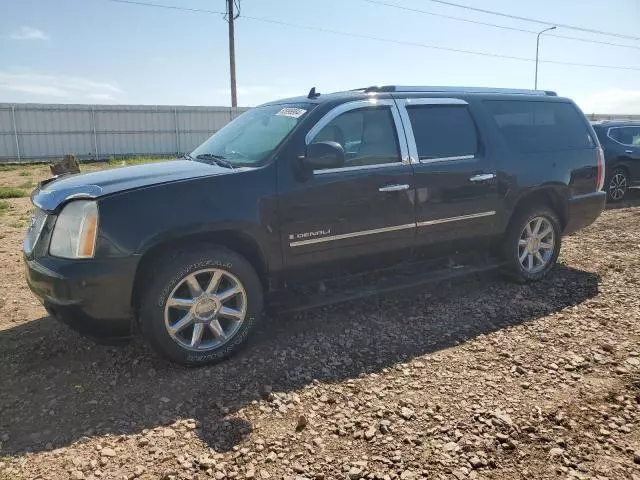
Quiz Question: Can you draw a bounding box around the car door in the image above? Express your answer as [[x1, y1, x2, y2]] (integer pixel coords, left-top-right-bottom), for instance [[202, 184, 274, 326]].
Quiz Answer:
[[277, 98, 416, 276], [394, 96, 501, 255], [610, 126, 640, 178]]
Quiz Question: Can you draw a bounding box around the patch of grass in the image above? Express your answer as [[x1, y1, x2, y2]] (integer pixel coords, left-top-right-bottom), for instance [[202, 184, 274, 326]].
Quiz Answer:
[[18, 170, 31, 176], [8, 221, 26, 228], [18, 181, 35, 189], [0, 200, 9, 213], [0, 165, 17, 172], [0, 187, 27, 199]]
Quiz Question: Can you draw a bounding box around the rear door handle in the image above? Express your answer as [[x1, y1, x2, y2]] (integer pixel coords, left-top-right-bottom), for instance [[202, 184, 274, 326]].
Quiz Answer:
[[469, 173, 496, 182], [379, 184, 410, 192], [626, 150, 634, 154]]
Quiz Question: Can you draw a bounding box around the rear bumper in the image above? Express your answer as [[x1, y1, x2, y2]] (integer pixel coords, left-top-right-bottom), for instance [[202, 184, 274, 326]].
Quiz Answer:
[[563, 191, 606, 235], [24, 254, 140, 339]]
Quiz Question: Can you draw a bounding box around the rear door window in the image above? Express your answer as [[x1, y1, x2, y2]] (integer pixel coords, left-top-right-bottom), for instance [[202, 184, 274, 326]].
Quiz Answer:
[[406, 105, 478, 160], [609, 127, 640, 146], [485, 100, 594, 153]]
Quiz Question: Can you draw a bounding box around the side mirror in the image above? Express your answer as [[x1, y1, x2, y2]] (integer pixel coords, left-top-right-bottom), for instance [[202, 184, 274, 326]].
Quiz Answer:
[[303, 141, 345, 171]]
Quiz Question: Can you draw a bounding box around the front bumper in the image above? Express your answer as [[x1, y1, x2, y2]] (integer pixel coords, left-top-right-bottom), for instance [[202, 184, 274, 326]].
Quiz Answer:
[[24, 254, 141, 339], [563, 191, 606, 235]]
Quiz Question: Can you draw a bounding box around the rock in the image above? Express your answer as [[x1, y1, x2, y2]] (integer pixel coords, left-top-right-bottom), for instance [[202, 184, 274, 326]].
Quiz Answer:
[[198, 456, 214, 469], [348, 467, 363, 479], [549, 447, 564, 458], [495, 433, 509, 443], [443, 442, 458, 452], [296, 415, 308, 432], [400, 470, 416, 480], [399, 407, 414, 420], [452, 469, 467, 480], [259, 469, 270, 479], [134, 465, 145, 477], [626, 357, 640, 366], [160, 396, 170, 403], [364, 427, 376, 440], [101, 448, 116, 458], [137, 437, 149, 447], [634, 452, 640, 464], [469, 456, 483, 469], [292, 462, 305, 473], [162, 428, 176, 438], [70, 471, 85, 480]]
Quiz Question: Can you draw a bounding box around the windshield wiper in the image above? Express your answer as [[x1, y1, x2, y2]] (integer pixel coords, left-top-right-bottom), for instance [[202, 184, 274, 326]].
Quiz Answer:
[[195, 153, 236, 169]]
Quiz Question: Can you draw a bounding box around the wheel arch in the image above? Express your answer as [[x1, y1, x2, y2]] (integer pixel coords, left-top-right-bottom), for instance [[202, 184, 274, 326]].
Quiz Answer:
[[131, 229, 269, 315], [507, 186, 568, 231]]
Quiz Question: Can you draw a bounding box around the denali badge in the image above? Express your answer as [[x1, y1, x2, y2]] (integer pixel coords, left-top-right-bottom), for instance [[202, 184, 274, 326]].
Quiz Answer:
[[289, 229, 331, 241]]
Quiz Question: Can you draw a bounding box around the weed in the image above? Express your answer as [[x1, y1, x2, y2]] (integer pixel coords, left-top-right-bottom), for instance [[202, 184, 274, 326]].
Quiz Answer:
[[0, 187, 27, 199]]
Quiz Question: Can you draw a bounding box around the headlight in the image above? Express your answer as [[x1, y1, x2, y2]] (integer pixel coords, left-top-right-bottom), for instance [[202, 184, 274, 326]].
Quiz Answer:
[[50, 200, 99, 259]]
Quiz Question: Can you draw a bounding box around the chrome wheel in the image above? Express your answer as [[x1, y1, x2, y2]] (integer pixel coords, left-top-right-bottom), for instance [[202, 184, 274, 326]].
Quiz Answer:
[[164, 268, 247, 352], [518, 216, 555, 274], [609, 172, 627, 201]]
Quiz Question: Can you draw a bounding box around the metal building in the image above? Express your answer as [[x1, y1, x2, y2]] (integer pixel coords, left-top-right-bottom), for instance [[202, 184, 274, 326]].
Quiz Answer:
[[0, 103, 249, 162]]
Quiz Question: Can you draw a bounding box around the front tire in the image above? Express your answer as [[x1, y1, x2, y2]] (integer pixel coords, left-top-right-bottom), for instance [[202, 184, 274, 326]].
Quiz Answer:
[[606, 167, 629, 202], [502, 206, 561, 283], [139, 246, 263, 366]]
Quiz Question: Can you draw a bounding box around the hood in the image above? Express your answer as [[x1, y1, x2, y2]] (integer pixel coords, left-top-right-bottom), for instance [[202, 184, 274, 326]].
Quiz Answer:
[[32, 159, 235, 211]]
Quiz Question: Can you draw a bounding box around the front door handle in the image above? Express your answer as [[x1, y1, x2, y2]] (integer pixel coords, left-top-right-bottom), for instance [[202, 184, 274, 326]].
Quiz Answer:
[[469, 173, 496, 182], [626, 150, 634, 154], [379, 184, 410, 192]]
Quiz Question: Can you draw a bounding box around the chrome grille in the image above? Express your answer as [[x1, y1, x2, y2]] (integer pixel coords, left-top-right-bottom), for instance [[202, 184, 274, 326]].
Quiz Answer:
[[23, 208, 48, 256]]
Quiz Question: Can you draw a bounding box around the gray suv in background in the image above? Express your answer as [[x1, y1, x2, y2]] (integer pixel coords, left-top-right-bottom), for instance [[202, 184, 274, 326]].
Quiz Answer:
[[592, 121, 640, 202]]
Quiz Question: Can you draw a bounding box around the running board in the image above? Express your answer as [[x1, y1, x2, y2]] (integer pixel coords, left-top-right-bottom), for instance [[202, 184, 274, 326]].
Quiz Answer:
[[268, 259, 502, 314]]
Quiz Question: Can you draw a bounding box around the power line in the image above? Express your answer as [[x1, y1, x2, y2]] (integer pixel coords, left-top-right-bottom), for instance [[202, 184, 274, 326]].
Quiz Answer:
[[425, 0, 640, 42], [103, 0, 640, 72], [362, 0, 640, 51]]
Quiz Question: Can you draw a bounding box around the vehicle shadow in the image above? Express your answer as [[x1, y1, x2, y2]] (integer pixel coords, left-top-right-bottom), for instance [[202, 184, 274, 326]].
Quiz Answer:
[[0, 265, 599, 455], [606, 187, 640, 210]]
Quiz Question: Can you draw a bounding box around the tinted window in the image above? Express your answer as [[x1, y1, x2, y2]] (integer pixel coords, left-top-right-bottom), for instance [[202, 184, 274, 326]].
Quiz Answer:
[[406, 105, 478, 160], [311, 107, 400, 168], [485, 100, 593, 153], [609, 127, 640, 146]]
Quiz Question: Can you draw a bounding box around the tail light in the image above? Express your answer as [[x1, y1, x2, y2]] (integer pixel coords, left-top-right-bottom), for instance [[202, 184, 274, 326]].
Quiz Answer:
[[596, 146, 605, 191]]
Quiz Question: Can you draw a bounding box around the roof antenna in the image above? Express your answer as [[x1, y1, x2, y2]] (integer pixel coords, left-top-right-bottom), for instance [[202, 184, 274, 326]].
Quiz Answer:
[[307, 87, 320, 99]]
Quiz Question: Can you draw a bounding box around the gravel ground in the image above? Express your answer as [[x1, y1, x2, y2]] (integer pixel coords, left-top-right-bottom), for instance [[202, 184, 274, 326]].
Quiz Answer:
[[0, 165, 639, 480]]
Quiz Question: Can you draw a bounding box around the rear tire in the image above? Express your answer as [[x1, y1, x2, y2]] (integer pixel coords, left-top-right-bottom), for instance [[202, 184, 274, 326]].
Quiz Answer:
[[606, 167, 629, 202], [139, 246, 263, 366], [502, 206, 561, 283]]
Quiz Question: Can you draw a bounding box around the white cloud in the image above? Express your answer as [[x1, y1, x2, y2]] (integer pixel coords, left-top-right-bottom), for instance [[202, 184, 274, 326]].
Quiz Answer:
[[10, 26, 49, 41], [575, 89, 640, 115], [0, 72, 122, 102]]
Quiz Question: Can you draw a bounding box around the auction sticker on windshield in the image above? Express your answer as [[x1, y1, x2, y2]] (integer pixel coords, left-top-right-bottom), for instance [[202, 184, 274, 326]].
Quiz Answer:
[[276, 108, 307, 118]]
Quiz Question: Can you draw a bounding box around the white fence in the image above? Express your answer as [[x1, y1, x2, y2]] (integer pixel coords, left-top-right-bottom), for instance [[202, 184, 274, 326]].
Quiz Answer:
[[0, 103, 637, 163], [0, 103, 249, 162]]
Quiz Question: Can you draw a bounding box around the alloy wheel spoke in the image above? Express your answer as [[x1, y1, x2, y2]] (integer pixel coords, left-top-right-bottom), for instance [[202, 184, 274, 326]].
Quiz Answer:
[[217, 286, 242, 303], [169, 312, 194, 334], [190, 323, 204, 348], [518, 239, 528, 246], [167, 297, 194, 310], [535, 251, 545, 265], [532, 218, 543, 235], [185, 274, 203, 297], [527, 254, 534, 271], [539, 241, 554, 250], [219, 306, 243, 321], [209, 319, 227, 339], [538, 227, 553, 239], [519, 249, 528, 263], [525, 223, 533, 236], [205, 271, 223, 294]]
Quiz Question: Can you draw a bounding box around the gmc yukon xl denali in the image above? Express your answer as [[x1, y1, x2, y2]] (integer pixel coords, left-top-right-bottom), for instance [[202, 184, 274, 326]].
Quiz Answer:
[[23, 85, 606, 365]]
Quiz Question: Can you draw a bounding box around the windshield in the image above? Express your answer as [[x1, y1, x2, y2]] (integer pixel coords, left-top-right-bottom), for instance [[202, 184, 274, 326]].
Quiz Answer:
[[190, 103, 312, 166]]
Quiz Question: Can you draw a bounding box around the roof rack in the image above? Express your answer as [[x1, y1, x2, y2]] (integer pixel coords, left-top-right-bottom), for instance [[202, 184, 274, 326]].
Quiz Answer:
[[357, 85, 556, 96]]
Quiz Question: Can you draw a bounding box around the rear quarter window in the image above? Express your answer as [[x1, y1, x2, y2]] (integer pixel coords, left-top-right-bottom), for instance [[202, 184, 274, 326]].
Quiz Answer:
[[484, 100, 594, 153]]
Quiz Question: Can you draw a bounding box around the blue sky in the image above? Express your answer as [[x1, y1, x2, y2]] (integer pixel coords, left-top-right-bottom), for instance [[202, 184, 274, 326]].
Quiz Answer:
[[1, 0, 639, 113]]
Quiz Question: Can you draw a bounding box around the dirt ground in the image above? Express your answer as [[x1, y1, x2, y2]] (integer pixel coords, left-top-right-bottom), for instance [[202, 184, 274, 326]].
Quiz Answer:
[[0, 164, 639, 480]]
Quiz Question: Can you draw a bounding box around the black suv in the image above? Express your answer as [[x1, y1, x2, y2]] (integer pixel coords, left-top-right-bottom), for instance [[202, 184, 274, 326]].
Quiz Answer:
[[24, 85, 606, 365], [591, 120, 640, 202]]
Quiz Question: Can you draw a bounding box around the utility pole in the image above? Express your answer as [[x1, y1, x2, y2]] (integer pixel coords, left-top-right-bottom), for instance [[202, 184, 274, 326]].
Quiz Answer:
[[226, 0, 238, 107], [534, 26, 556, 90]]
